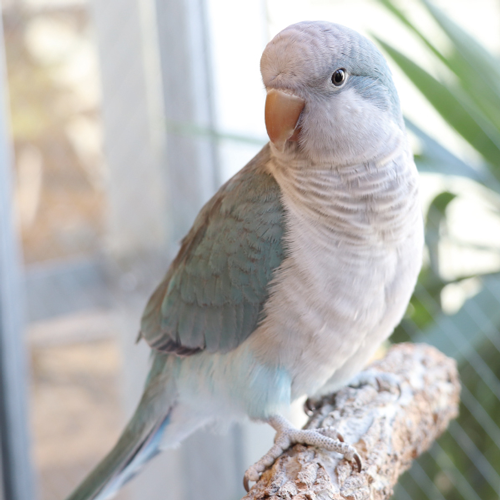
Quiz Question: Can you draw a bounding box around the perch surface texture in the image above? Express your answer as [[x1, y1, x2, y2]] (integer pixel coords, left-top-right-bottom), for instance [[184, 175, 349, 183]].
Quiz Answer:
[[243, 342, 460, 500]]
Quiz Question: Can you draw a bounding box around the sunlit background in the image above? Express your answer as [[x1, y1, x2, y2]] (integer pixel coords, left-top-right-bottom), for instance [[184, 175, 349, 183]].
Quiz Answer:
[[1, 0, 500, 499]]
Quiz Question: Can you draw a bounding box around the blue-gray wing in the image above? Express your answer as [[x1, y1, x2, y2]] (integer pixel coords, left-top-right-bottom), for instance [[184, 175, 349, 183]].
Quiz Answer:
[[140, 145, 286, 355]]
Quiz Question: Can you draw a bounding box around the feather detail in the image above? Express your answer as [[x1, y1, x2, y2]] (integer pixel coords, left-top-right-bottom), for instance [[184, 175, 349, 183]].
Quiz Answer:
[[140, 145, 286, 356]]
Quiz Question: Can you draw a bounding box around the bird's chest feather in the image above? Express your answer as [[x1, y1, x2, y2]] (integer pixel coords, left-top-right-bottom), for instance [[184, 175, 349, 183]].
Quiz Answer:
[[250, 152, 423, 396]]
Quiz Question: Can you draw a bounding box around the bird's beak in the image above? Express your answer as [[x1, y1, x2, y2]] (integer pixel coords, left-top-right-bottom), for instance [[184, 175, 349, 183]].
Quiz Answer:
[[265, 89, 305, 152]]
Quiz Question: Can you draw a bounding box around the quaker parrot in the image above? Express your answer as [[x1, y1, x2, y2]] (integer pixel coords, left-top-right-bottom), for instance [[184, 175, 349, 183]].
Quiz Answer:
[[67, 20, 423, 500]]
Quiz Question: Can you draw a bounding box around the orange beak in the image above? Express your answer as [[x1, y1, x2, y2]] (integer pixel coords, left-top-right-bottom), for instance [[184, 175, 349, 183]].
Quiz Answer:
[[265, 89, 305, 151]]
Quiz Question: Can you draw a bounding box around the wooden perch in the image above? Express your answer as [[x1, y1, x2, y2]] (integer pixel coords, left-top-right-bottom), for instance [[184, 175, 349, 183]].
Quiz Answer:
[[243, 343, 460, 500]]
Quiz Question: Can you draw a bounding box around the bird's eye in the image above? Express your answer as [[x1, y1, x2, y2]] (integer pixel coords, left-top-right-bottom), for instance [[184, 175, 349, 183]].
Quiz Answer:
[[331, 68, 346, 87]]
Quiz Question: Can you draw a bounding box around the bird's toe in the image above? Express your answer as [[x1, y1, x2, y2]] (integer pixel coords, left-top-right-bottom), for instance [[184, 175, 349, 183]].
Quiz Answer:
[[349, 369, 401, 396]]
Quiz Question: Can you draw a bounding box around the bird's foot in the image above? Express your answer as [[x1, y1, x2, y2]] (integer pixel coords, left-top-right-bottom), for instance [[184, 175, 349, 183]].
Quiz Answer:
[[304, 369, 401, 417], [243, 415, 361, 492], [349, 369, 401, 396]]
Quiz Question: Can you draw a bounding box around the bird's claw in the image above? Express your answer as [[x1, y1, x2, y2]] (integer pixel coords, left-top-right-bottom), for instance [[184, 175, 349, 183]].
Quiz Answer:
[[304, 397, 321, 416], [243, 472, 254, 493], [243, 416, 362, 491], [243, 458, 271, 492], [316, 428, 361, 471], [353, 452, 363, 473], [349, 369, 401, 397]]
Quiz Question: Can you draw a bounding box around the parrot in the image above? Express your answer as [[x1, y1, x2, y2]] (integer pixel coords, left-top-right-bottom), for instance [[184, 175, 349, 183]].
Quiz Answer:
[[66, 20, 423, 500]]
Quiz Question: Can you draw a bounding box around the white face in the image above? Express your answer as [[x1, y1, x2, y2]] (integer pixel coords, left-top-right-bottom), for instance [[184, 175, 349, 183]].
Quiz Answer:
[[260, 21, 403, 164], [297, 85, 400, 164]]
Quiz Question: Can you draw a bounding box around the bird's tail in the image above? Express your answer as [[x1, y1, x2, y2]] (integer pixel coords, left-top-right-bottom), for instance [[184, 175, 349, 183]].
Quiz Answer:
[[65, 356, 176, 500]]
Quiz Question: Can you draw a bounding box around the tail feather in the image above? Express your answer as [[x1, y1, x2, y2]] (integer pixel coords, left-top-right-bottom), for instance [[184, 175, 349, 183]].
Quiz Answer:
[[66, 410, 171, 500], [66, 353, 177, 500], [96, 414, 171, 500]]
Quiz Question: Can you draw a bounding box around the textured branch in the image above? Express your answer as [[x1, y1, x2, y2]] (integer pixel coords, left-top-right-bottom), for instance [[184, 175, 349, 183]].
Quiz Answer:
[[243, 343, 460, 500]]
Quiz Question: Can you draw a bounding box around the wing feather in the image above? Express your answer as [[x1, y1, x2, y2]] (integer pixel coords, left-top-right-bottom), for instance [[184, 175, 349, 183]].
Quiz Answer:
[[140, 145, 286, 355]]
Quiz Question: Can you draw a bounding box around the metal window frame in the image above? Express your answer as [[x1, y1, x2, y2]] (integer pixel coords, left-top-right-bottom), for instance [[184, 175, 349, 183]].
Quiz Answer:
[[0, 9, 36, 500]]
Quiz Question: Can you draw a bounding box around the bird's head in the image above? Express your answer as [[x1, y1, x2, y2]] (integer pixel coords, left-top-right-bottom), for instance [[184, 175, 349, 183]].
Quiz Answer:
[[261, 21, 404, 164]]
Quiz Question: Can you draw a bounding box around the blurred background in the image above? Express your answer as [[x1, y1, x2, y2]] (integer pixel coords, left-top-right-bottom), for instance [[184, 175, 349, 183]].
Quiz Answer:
[[0, 0, 499, 499]]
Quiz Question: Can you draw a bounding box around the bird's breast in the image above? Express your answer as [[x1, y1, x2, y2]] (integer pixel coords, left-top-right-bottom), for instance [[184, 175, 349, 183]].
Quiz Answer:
[[249, 147, 423, 397]]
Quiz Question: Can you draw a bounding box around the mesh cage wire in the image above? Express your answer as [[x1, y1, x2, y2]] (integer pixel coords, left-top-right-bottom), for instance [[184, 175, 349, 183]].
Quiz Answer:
[[392, 191, 500, 500], [1, 0, 500, 499]]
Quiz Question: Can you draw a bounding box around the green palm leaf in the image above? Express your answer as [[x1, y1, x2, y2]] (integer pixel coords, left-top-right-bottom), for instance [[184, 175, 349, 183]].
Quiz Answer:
[[375, 37, 500, 170], [379, 0, 500, 130]]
